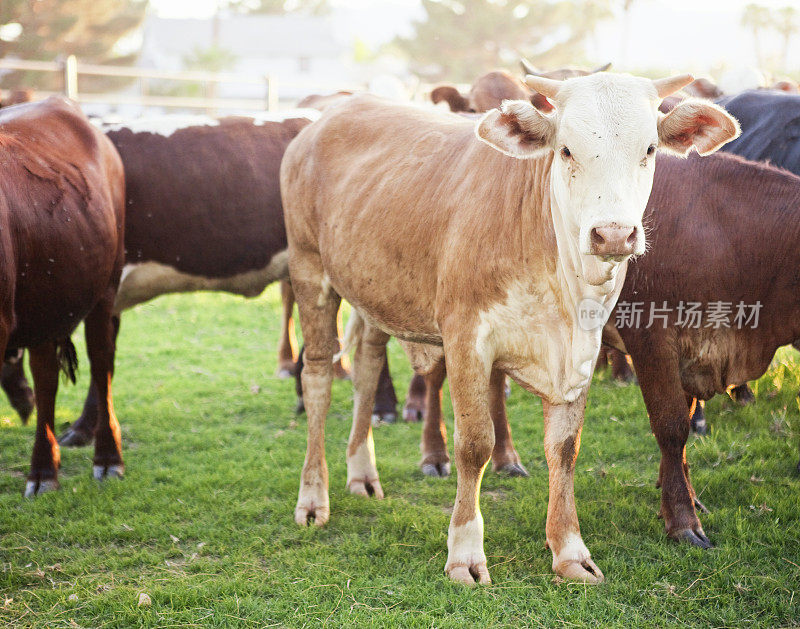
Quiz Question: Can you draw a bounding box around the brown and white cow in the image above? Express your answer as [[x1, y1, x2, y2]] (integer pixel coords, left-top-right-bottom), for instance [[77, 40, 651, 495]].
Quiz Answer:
[[47, 111, 324, 447], [280, 72, 739, 585], [0, 96, 125, 495], [418, 150, 800, 549]]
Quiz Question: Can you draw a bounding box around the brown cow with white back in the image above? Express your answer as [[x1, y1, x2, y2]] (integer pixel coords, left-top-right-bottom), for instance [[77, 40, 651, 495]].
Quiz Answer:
[[280, 72, 739, 585]]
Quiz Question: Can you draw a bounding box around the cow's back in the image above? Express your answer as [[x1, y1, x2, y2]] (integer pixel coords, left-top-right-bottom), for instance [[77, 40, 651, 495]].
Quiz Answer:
[[0, 96, 124, 347], [104, 115, 312, 309], [281, 95, 554, 340]]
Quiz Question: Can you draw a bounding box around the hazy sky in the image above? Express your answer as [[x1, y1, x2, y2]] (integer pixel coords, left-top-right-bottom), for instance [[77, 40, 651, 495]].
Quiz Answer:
[[148, 0, 800, 76]]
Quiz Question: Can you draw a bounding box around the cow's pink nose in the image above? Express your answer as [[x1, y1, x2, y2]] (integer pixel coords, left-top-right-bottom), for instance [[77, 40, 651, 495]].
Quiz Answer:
[[590, 225, 637, 257]]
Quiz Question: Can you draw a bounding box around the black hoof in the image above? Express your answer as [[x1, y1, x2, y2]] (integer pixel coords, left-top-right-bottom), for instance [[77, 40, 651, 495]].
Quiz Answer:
[[402, 405, 424, 422], [24, 478, 59, 498], [294, 397, 305, 415], [693, 497, 710, 514], [496, 462, 529, 477], [421, 461, 450, 477], [671, 527, 713, 549], [93, 464, 124, 480], [371, 412, 396, 426]]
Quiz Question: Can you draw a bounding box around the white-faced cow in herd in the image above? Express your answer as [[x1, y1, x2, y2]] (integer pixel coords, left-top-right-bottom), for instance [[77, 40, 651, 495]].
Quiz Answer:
[[0, 96, 125, 495], [280, 72, 740, 584]]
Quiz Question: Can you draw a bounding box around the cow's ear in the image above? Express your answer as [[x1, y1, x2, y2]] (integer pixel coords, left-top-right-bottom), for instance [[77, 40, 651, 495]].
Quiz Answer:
[[658, 99, 740, 156], [476, 100, 555, 159], [431, 85, 471, 112]]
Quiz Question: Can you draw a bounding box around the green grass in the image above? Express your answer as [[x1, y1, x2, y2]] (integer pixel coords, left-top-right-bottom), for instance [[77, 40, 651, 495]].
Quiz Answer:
[[1, 285, 799, 627]]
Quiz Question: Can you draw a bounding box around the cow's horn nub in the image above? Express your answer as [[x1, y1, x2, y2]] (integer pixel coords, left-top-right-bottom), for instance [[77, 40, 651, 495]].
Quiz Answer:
[[525, 75, 561, 99], [652, 74, 694, 98]]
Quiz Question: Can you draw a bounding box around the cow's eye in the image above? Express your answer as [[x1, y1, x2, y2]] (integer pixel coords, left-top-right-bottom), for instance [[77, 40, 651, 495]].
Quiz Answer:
[[561, 146, 571, 159], [646, 144, 656, 156]]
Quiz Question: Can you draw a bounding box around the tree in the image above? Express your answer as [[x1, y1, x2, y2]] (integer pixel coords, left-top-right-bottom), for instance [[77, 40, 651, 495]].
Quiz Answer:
[[395, 0, 611, 82], [774, 6, 799, 72], [741, 3, 772, 68], [0, 0, 148, 90]]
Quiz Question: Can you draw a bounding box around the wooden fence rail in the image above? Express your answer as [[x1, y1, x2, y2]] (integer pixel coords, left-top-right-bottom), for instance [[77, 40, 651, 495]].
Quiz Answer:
[[0, 55, 363, 113]]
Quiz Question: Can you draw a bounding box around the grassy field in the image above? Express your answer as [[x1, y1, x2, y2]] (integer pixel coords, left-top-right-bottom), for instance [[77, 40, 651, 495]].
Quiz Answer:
[[0, 285, 798, 628]]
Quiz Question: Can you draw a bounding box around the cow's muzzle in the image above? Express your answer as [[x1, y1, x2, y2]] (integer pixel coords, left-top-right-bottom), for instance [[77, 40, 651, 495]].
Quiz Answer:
[[589, 224, 638, 259]]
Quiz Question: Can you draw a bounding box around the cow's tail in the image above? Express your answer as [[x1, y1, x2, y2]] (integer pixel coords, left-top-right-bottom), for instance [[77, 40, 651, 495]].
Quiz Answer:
[[56, 338, 78, 384], [333, 308, 364, 363]]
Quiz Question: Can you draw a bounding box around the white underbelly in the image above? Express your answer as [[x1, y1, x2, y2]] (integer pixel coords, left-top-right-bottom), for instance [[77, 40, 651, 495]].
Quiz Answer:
[[114, 250, 289, 312]]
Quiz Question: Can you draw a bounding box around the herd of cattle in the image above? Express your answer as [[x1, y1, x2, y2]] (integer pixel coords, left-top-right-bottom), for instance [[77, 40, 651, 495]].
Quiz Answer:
[[1, 62, 799, 586]]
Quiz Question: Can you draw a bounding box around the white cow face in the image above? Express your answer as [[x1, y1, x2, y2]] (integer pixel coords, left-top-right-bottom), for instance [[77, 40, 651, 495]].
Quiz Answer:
[[476, 72, 740, 286]]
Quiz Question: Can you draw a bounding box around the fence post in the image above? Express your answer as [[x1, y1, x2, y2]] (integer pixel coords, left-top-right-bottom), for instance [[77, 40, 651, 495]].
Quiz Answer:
[[63, 54, 78, 100], [265, 75, 278, 111]]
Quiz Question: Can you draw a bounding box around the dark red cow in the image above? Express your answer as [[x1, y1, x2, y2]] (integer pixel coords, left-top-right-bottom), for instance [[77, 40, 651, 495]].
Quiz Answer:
[[0, 96, 125, 495], [52, 112, 320, 446]]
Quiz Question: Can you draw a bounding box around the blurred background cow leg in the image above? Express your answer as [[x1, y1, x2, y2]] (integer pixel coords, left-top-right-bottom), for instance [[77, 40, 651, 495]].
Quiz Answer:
[[419, 359, 449, 477], [276, 279, 298, 378], [1, 349, 34, 424], [489, 368, 528, 477], [85, 295, 124, 480], [595, 346, 635, 384], [57, 315, 120, 447], [688, 395, 707, 436], [728, 383, 755, 405], [25, 341, 61, 497], [402, 373, 428, 422], [371, 356, 398, 424]]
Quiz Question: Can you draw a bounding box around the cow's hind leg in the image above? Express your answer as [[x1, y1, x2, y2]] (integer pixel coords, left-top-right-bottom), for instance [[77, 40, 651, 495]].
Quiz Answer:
[[346, 318, 389, 497], [25, 342, 61, 497], [442, 339, 494, 585], [277, 279, 298, 378], [542, 392, 603, 583], [1, 350, 34, 424], [59, 315, 120, 447], [293, 265, 340, 526], [85, 295, 124, 480]]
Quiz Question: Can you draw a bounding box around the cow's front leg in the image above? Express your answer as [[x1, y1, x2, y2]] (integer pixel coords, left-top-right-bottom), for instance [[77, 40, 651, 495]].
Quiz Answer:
[[542, 392, 603, 583], [631, 345, 711, 548], [442, 342, 494, 585], [346, 320, 389, 497]]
